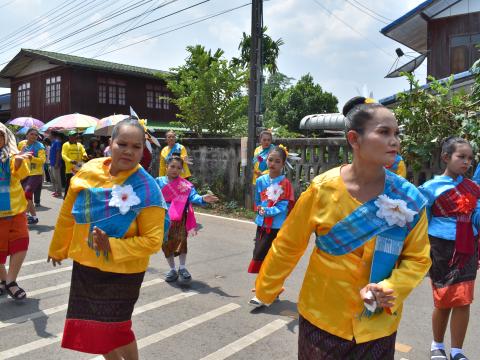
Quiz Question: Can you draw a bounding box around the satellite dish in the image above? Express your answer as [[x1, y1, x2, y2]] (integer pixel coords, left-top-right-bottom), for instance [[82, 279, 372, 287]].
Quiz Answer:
[[386, 52, 427, 78]]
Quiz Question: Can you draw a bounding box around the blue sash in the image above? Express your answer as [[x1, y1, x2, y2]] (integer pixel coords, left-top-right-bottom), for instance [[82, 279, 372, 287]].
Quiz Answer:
[[0, 159, 12, 213], [388, 154, 402, 171], [253, 144, 274, 172], [165, 143, 182, 162], [315, 170, 427, 314], [72, 166, 167, 257]]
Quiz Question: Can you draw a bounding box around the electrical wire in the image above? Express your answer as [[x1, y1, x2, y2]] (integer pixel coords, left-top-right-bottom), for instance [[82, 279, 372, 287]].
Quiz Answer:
[[345, 0, 388, 24], [311, 0, 394, 59], [349, 0, 393, 22]]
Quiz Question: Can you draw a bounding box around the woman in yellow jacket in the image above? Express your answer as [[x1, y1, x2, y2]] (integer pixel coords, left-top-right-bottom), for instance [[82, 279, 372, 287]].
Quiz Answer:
[[159, 130, 191, 178], [0, 123, 32, 300], [252, 97, 431, 359], [48, 118, 166, 359]]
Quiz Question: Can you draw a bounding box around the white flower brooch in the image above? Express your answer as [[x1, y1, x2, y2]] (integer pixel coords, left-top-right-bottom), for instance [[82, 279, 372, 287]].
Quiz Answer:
[[266, 183, 284, 203], [109, 184, 141, 215], [374, 194, 417, 228]]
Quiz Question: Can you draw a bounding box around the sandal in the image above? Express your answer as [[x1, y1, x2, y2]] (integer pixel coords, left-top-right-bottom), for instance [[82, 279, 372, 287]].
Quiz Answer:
[[5, 281, 26, 300], [0, 280, 5, 296]]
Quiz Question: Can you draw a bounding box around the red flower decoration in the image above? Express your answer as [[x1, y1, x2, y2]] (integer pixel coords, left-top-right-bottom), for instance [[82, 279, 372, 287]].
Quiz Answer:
[[257, 156, 263, 163], [456, 193, 477, 214]]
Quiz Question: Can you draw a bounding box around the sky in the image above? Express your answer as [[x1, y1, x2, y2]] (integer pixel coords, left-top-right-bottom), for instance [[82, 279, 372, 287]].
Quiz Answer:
[[0, 0, 427, 108]]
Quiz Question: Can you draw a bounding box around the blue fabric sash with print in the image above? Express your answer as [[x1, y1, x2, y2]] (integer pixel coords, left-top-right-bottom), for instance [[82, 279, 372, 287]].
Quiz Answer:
[[0, 159, 12, 213], [253, 144, 274, 172], [315, 170, 427, 314], [72, 167, 167, 257], [166, 143, 182, 162], [388, 154, 402, 171]]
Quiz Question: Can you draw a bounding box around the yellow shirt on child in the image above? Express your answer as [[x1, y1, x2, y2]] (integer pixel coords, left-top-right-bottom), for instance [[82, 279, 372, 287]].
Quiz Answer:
[[0, 158, 30, 217], [159, 144, 191, 178], [17, 140, 46, 176]]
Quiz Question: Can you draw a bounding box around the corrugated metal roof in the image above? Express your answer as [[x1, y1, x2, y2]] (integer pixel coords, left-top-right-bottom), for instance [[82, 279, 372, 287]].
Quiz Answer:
[[0, 49, 170, 86]]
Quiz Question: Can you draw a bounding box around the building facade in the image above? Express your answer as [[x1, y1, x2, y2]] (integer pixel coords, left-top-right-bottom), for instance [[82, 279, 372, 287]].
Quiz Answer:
[[0, 49, 177, 125]]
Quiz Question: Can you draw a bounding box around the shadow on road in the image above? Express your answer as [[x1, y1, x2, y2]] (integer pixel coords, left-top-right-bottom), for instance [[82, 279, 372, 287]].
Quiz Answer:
[[0, 297, 55, 338], [249, 300, 299, 334], [166, 279, 239, 299], [29, 224, 55, 234]]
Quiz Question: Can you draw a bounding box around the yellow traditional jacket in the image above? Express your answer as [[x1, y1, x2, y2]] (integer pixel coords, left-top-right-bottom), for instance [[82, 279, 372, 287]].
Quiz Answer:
[[159, 144, 191, 178], [255, 166, 431, 343], [18, 140, 46, 176], [0, 158, 30, 218], [48, 158, 165, 274]]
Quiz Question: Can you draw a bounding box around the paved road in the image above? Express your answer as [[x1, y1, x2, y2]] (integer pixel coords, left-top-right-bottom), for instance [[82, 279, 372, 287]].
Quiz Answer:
[[0, 183, 478, 359]]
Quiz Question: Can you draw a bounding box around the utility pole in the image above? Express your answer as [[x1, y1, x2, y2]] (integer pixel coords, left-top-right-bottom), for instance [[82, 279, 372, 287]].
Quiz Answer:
[[245, 0, 263, 209]]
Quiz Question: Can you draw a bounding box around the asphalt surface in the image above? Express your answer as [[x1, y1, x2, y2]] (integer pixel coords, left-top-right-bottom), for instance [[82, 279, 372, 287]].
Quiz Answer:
[[0, 182, 478, 360]]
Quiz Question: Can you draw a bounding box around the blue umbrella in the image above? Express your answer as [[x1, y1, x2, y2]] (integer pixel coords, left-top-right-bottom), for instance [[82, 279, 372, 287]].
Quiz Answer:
[[83, 126, 96, 135]]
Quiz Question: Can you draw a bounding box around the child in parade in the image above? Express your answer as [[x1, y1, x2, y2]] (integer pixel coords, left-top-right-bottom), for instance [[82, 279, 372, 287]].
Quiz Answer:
[[419, 137, 480, 360], [385, 153, 407, 178], [0, 123, 32, 300], [18, 128, 45, 224], [48, 118, 166, 359], [156, 155, 218, 283], [159, 130, 191, 178], [251, 97, 431, 359], [252, 130, 275, 185], [248, 145, 294, 276]]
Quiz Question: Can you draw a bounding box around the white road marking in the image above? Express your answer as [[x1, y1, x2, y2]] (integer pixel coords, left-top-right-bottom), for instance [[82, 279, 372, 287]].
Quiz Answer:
[[91, 303, 242, 359], [0, 288, 195, 359], [0, 282, 70, 305], [200, 319, 291, 360], [17, 266, 72, 281], [6, 259, 48, 269]]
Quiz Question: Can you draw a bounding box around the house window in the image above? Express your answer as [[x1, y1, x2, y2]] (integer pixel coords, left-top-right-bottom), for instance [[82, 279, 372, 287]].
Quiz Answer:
[[146, 85, 169, 109], [98, 78, 126, 105], [98, 84, 107, 104], [450, 33, 480, 74], [108, 85, 117, 105], [45, 76, 61, 104], [17, 82, 30, 109]]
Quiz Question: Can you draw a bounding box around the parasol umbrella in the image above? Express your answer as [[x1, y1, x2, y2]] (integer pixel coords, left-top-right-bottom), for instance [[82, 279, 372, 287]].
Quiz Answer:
[[7, 117, 44, 128], [83, 126, 96, 135], [94, 114, 129, 136], [40, 113, 98, 132]]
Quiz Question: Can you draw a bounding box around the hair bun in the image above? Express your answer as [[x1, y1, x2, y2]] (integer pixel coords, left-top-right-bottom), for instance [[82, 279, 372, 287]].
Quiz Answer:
[[342, 96, 367, 117]]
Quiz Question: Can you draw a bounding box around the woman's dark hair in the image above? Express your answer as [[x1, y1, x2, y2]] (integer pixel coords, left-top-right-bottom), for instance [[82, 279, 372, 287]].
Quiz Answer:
[[269, 146, 287, 163], [441, 136, 471, 157], [259, 130, 273, 140], [167, 155, 184, 166], [26, 128, 39, 135], [111, 117, 145, 143], [342, 96, 386, 134]]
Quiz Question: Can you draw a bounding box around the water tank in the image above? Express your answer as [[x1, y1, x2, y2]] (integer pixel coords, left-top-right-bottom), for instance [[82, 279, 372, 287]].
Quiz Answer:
[[299, 113, 346, 130]]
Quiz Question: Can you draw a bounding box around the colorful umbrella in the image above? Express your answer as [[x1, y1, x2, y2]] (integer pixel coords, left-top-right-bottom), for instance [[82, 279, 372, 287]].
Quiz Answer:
[[83, 126, 96, 135], [40, 113, 98, 132], [94, 114, 129, 137], [7, 117, 44, 128]]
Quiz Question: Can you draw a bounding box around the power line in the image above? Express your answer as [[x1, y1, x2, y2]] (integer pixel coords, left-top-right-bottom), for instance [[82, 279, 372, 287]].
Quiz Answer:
[[0, 0, 101, 54], [311, 0, 394, 59], [344, 0, 388, 24], [46, 0, 178, 53], [68, 0, 210, 54], [0, 0, 77, 49], [90, 2, 251, 58], [93, 0, 164, 57], [349, 0, 393, 22], [0, 0, 18, 11], [37, 0, 158, 50]]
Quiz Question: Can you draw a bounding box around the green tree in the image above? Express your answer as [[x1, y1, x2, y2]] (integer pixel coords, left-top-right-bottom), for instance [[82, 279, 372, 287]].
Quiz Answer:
[[232, 26, 284, 75], [394, 72, 479, 171], [162, 45, 247, 137], [266, 74, 338, 132]]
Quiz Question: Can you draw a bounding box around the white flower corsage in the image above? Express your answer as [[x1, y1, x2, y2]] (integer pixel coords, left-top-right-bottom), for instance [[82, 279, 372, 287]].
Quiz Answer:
[[265, 183, 284, 203], [374, 194, 417, 228], [109, 184, 141, 215]]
